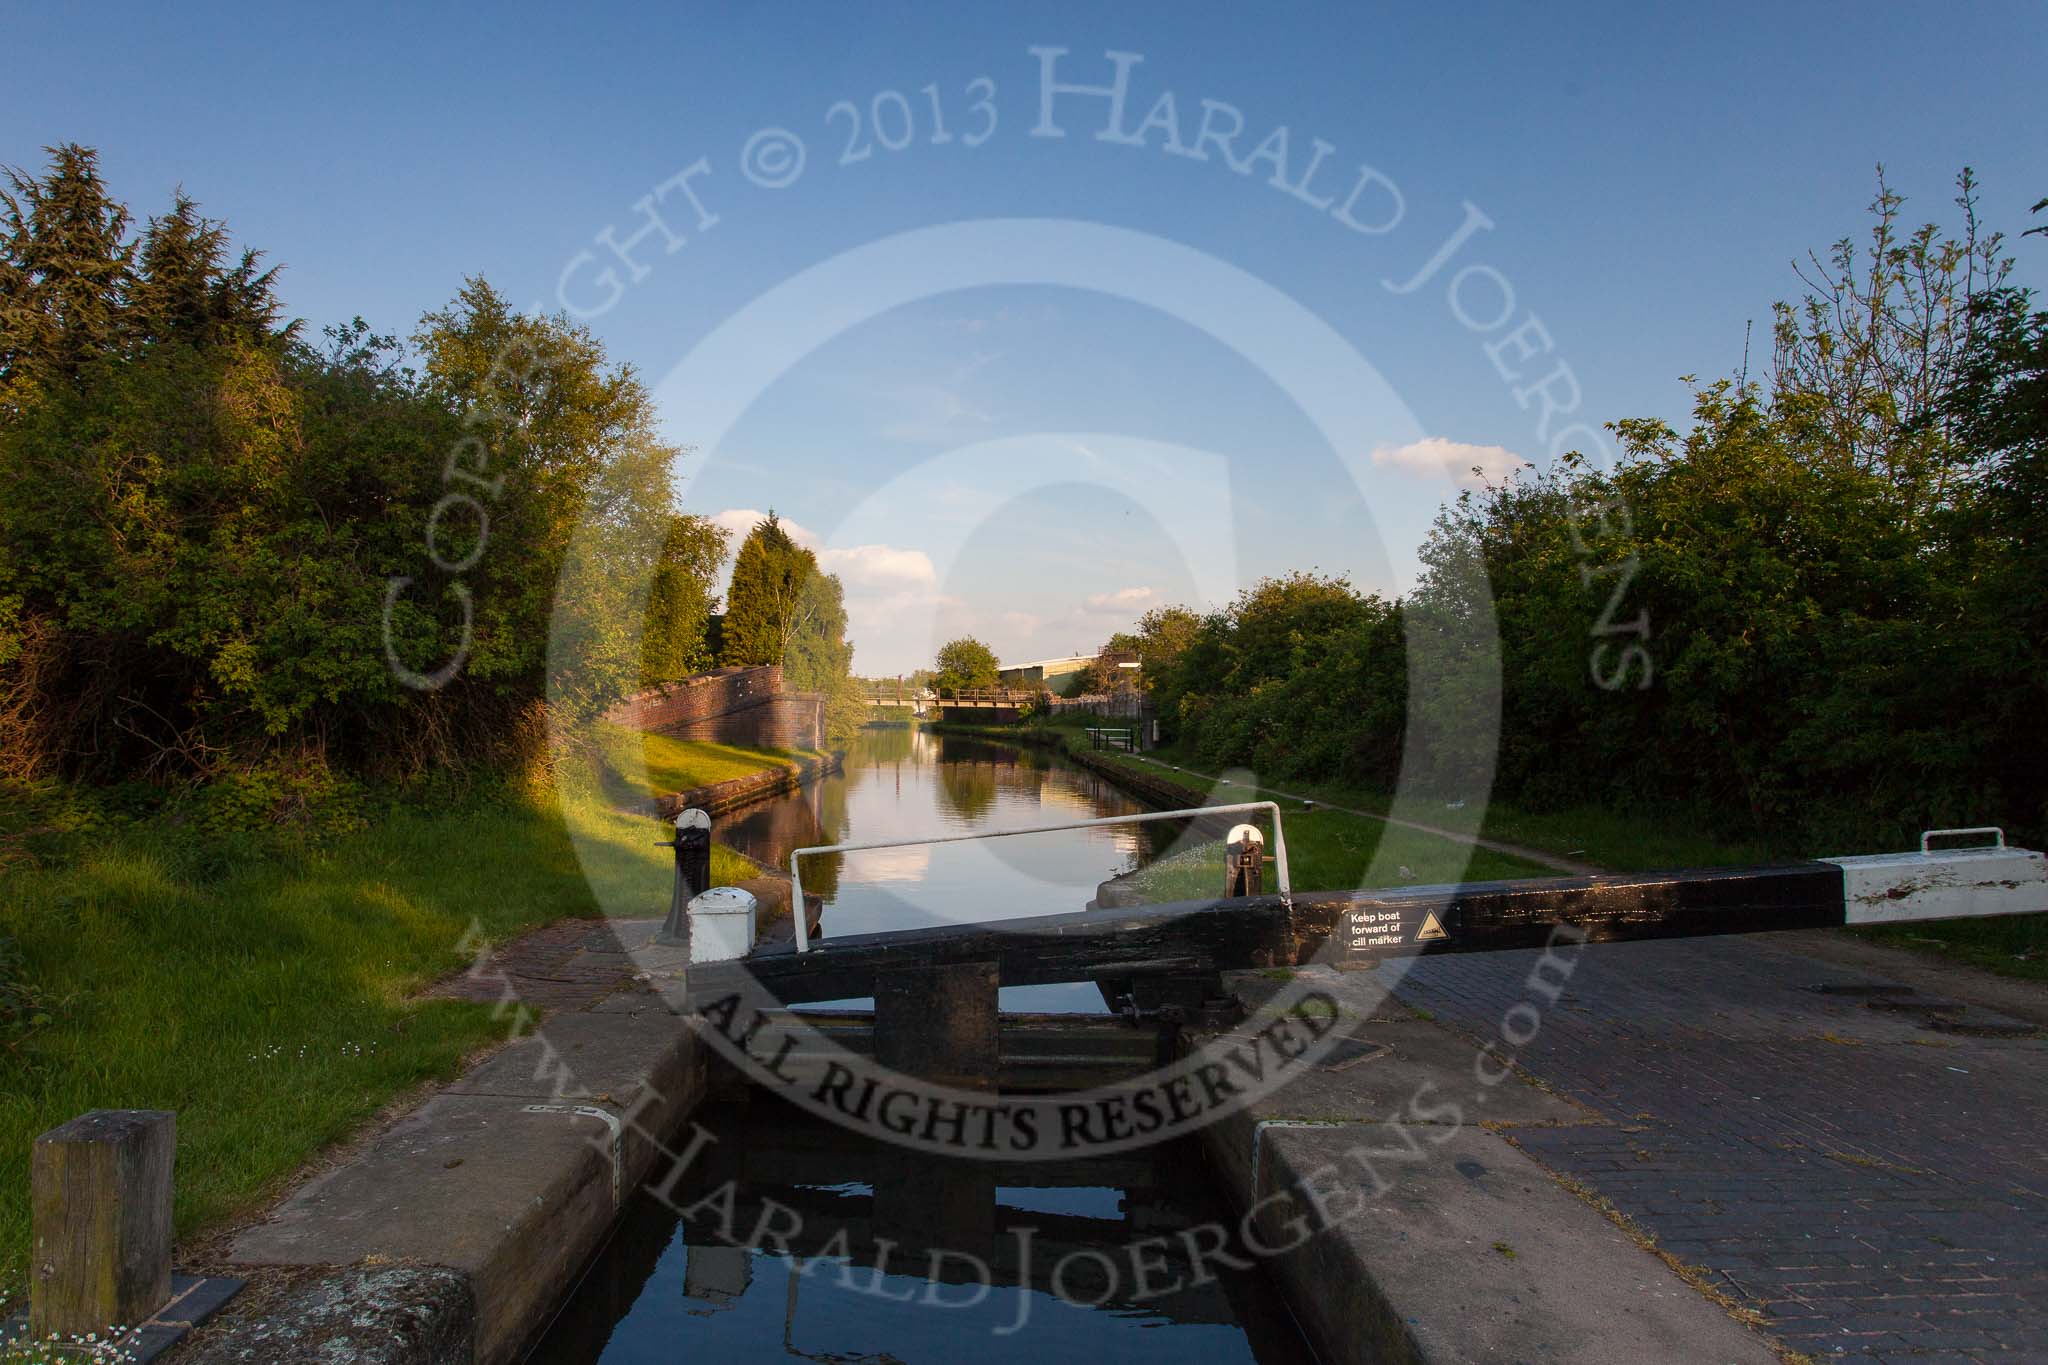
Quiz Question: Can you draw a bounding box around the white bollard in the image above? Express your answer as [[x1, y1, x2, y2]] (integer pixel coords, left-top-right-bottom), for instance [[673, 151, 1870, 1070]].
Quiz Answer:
[[686, 886, 758, 963]]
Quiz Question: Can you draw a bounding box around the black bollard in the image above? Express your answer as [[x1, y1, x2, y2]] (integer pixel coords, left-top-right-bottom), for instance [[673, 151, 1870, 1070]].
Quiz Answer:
[[656, 808, 713, 945], [1224, 823, 1266, 898]]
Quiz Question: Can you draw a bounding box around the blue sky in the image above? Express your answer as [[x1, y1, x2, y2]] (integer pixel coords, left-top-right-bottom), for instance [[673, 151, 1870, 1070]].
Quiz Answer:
[[9, 2, 2044, 673]]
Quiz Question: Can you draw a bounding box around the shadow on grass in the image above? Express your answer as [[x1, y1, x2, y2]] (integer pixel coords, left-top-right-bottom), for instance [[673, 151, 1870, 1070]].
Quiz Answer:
[[0, 741, 773, 1305]]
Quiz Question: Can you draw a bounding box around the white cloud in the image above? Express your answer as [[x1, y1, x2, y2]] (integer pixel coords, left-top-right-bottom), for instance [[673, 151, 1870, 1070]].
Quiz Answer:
[[818, 543, 938, 595], [708, 512, 935, 597], [1083, 585, 1156, 611], [706, 507, 819, 551], [1371, 437, 1527, 488]]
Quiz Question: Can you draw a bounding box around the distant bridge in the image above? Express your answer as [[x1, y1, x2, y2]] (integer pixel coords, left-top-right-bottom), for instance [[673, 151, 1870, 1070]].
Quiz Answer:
[[858, 689, 934, 716], [933, 688, 1038, 723]]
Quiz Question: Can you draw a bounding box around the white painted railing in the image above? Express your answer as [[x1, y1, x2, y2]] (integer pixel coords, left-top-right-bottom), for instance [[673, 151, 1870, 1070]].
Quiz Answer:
[[786, 800, 1290, 952]]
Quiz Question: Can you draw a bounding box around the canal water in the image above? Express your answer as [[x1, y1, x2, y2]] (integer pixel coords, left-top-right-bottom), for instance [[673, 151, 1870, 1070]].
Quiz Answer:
[[524, 726, 1321, 1362], [715, 725, 1195, 1012], [528, 1097, 1318, 1364]]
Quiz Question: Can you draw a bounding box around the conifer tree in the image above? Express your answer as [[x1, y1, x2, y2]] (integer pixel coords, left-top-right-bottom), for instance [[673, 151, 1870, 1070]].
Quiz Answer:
[[720, 513, 817, 668], [0, 144, 134, 398], [128, 194, 285, 349]]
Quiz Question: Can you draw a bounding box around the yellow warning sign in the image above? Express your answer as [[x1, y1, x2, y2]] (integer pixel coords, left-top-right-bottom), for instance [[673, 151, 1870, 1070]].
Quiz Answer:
[[1416, 911, 1449, 942]]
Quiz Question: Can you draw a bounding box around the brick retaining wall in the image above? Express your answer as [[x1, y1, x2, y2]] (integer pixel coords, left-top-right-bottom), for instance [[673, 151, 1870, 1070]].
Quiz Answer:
[[605, 666, 824, 752]]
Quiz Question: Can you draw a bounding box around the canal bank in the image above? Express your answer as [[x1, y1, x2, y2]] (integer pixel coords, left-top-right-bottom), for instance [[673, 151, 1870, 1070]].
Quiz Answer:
[[925, 718, 1209, 811], [186, 739, 863, 1362], [188, 725, 1780, 1364], [188, 727, 1283, 1361], [197, 923, 708, 1364], [650, 748, 843, 822]]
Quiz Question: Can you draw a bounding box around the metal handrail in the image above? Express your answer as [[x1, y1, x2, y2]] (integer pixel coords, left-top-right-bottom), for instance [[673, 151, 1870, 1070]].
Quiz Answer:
[[786, 800, 1291, 952], [1920, 826, 2005, 854]]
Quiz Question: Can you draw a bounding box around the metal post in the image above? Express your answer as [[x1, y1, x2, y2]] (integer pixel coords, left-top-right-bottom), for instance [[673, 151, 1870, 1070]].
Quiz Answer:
[[656, 808, 713, 946]]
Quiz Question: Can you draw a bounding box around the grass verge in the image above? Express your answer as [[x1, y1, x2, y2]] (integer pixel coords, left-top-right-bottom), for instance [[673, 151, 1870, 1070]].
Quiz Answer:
[[1110, 812, 1548, 901], [594, 721, 825, 800], [1854, 918, 2048, 984], [0, 733, 775, 1306]]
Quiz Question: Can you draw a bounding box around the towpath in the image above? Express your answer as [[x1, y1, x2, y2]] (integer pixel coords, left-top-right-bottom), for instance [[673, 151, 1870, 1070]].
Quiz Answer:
[[1116, 752, 1602, 875]]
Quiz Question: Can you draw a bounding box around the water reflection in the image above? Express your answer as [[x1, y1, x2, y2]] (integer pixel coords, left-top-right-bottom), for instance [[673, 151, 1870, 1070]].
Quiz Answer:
[[716, 728, 1185, 944], [529, 1100, 1317, 1364]]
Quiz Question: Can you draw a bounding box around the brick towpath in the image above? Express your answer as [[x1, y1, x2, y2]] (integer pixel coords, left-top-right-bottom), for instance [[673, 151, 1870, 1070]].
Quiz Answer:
[[1388, 933, 2048, 1362]]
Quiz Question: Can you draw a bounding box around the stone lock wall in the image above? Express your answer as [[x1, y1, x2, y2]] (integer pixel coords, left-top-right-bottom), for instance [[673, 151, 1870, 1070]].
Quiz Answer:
[[604, 665, 824, 752]]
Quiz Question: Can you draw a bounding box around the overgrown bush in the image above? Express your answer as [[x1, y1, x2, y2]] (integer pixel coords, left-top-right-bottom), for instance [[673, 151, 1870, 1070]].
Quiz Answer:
[[0, 146, 727, 783], [1132, 173, 2046, 853]]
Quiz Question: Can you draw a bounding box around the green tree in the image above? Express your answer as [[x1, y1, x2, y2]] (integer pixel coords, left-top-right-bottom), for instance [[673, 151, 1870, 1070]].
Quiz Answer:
[[718, 514, 860, 742], [1932, 200, 2048, 838], [0, 144, 135, 404], [129, 193, 286, 349], [720, 514, 816, 668], [1770, 166, 2010, 523], [933, 637, 999, 696], [1144, 575, 1405, 783], [781, 570, 849, 691], [641, 514, 727, 685], [0, 147, 697, 776], [1131, 605, 1200, 683], [413, 278, 683, 719]]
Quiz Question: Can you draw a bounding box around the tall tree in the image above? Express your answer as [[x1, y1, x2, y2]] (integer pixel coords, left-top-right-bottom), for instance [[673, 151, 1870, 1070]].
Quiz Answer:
[[1770, 166, 2010, 522], [129, 193, 285, 349], [1131, 606, 1199, 674], [413, 278, 677, 710], [0, 144, 134, 402], [719, 513, 860, 740], [720, 514, 819, 668], [1933, 199, 2048, 837], [781, 569, 851, 694], [640, 514, 728, 685]]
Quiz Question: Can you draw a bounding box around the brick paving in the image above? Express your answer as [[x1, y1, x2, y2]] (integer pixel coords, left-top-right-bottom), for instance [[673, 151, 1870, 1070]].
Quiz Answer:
[[1388, 934, 2048, 1362]]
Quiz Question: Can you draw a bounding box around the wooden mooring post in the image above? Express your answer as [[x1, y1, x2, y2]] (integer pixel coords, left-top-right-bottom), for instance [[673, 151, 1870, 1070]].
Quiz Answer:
[[30, 1109, 174, 1338]]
